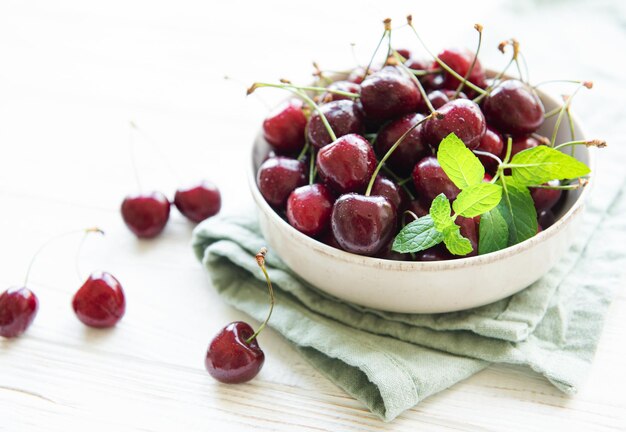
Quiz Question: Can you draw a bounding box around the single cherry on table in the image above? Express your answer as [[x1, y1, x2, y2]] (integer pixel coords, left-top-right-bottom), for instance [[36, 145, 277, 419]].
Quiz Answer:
[[174, 180, 222, 223], [121, 192, 171, 238], [0, 287, 39, 338], [73, 271, 126, 328]]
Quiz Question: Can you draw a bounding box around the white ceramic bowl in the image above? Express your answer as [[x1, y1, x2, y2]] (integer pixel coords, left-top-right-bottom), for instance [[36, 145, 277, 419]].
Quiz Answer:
[[248, 82, 594, 313]]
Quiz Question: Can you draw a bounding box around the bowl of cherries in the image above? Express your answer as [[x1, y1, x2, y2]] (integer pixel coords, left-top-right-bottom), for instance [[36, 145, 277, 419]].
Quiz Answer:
[[248, 18, 605, 313]]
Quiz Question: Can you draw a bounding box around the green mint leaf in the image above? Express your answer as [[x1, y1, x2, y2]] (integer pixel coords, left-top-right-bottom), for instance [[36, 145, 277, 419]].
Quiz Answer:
[[510, 145, 591, 186], [442, 224, 474, 256], [392, 215, 444, 253], [452, 183, 503, 218], [429, 193, 454, 231], [478, 206, 509, 254], [498, 176, 538, 245], [437, 132, 485, 190]]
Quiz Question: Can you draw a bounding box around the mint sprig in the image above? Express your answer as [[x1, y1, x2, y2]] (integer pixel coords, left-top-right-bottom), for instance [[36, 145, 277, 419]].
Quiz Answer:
[[392, 131, 595, 258]]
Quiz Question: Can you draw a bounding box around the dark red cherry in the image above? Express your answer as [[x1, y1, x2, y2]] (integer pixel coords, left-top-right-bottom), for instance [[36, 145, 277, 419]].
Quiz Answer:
[[319, 230, 343, 250], [538, 210, 556, 231], [417, 90, 468, 113], [375, 113, 429, 176], [422, 99, 486, 150], [482, 80, 545, 135], [396, 48, 412, 59], [286, 184, 334, 237], [360, 66, 421, 121], [412, 156, 461, 203], [307, 100, 365, 149], [415, 244, 454, 261], [530, 180, 562, 213], [316, 134, 377, 194], [320, 80, 360, 103], [404, 199, 429, 218], [174, 181, 221, 223], [0, 287, 38, 338], [475, 127, 504, 173], [510, 135, 541, 158], [456, 216, 478, 257], [434, 47, 487, 90], [405, 57, 428, 71], [262, 99, 307, 154], [347, 66, 378, 84], [257, 157, 307, 208], [205, 321, 265, 384], [121, 192, 170, 238], [376, 240, 409, 261], [371, 176, 405, 210], [72, 272, 125, 328], [331, 194, 397, 256]]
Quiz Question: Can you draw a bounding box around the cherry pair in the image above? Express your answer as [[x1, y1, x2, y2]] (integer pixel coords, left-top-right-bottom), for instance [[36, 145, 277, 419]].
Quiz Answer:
[[121, 180, 221, 238], [0, 229, 125, 339]]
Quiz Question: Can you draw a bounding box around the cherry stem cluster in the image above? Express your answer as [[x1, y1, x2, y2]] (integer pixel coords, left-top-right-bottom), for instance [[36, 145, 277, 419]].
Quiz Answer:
[[454, 24, 483, 99]]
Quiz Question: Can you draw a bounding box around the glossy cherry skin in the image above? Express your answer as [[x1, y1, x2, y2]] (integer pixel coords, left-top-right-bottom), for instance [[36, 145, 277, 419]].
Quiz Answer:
[[307, 100, 365, 149], [371, 176, 405, 211], [510, 135, 541, 159], [316, 134, 377, 194], [320, 80, 360, 103], [475, 127, 504, 174], [347, 66, 378, 85], [121, 192, 171, 238], [262, 99, 307, 154], [396, 48, 412, 59], [422, 99, 486, 150], [72, 272, 125, 328], [257, 157, 307, 208], [530, 180, 562, 213], [286, 184, 334, 237], [482, 80, 545, 135], [405, 57, 428, 71], [376, 240, 409, 261], [360, 66, 421, 122], [174, 181, 221, 223], [375, 113, 429, 176], [456, 216, 478, 257], [0, 287, 38, 338], [538, 210, 556, 231], [331, 194, 397, 256], [412, 156, 460, 203], [433, 47, 487, 90], [205, 321, 264, 384]]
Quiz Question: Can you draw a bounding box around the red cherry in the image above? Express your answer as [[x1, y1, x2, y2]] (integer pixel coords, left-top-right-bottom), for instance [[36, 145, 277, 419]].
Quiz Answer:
[[510, 135, 541, 158], [257, 157, 307, 208], [0, 287, 39, 338], [331, 194, 397, 256], [262, 99, 307, 154], [412, 156, 461, 203], [307, 100, 365, 149], [422, 99, 486, 150], [371, 176, 405, 211], [316, 134, 377, 194], [538, 210, 556, 231], [72, 272, 126, 328], [347, 66, 379, 84], [405, 57, 428, 71], [205, 321, 265, 384], [482, 80, 545, 135], [530, 180, 562, 213], [375, 113, 429, 176], [396, 48, 412, 59], [320, 80, 360, 103], [360, 66, 421, 121], [475, 127, 504, 173], [415, 244, 454, 261], [121, 192, 170, 238], [286, 184, 334, 237], [456, 216, 478, 257], [433, 47, 487, 90], [174, 181, 221, 223]]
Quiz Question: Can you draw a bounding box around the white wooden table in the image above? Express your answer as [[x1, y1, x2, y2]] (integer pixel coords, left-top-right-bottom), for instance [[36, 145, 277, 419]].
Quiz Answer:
[[1, 1, 625, 430]]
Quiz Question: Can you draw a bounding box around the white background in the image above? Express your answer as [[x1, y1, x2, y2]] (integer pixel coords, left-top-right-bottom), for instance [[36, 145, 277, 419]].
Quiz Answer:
[[1, 0, 625, 430]]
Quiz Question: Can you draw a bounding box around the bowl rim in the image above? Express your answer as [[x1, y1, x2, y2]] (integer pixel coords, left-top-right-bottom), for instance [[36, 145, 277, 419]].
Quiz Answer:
[[248, 77, 596, 272]]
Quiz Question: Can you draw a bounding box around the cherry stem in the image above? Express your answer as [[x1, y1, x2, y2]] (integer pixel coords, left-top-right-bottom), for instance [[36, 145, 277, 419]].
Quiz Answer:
[[24, 228, 104, 288], [553, 139, 606, 151], [309, 146, 316, 185], [492, 137, 513, 184], [249, 82, 358, 99], [296, 140, 310, 162], [249, 83, 337, 142], [543, 106, 562, 118], [550, 82, 591, 147], [393, 51, 436, 114], [473, 149, 503, 166], [363, 19, 392, 79], [566, 106, 576, 156], [533, 79, 589, 88], [528, 180, 587, 190], [246, 248, 275, 344], [473, 40, 519, 104], [410, 68, 442, 77], [365, 113, 435, 196], [406, 17, 487, 96], [454, 24, 483, 99], [381, 166, 415, 199]]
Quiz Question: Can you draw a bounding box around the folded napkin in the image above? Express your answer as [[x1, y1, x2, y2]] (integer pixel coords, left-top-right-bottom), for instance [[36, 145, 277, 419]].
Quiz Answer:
[[192, 162, 626, 422]]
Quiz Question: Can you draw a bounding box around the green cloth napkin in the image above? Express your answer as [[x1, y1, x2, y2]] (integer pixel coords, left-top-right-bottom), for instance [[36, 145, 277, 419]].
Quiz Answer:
[[192, 165, 626, 422]]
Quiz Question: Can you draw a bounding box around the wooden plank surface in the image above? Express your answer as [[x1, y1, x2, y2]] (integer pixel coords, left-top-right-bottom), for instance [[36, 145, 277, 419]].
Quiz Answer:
[[1, 1, 625, 430]]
